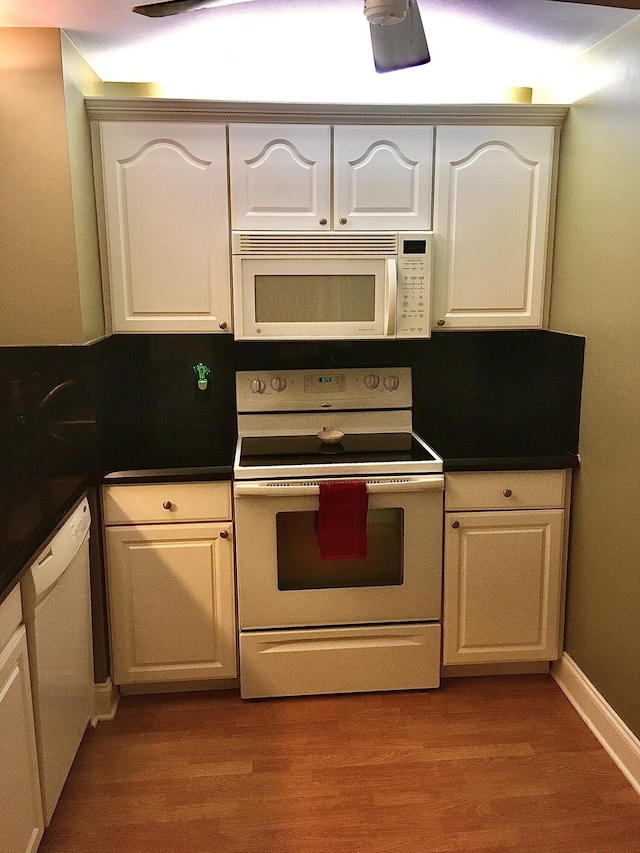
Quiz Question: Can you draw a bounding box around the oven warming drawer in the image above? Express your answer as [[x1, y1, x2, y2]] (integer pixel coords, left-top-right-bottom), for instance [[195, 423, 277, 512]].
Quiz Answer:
[[239, 623, 441, 699]]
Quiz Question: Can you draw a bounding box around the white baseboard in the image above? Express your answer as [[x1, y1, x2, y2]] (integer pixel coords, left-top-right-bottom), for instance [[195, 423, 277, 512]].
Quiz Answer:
[[552, 653, 640, 796], [93, 677, 120, 722]]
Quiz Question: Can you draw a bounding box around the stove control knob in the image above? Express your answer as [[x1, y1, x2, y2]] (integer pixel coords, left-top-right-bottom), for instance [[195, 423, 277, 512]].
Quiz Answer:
[[250, 378, 266, 395], [270, 376, 288, 392], [363, 374, 380, 389], [384, 375, 400, 391]]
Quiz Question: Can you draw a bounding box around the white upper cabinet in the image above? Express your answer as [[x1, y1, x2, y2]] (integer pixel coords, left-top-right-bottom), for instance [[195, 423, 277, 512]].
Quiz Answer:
[[333, 126, 433, 231], [229, 124, 433, 231], [97, 122, 231, 333], [229, 124, 331, 231], [432, 126, 555, 330]]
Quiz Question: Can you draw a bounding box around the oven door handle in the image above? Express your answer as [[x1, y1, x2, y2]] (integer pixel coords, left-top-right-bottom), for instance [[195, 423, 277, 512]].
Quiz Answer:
[[234, 476, 444, 497]]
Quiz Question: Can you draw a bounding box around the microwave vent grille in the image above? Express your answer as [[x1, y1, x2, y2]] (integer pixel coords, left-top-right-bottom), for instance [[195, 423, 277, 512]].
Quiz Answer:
[[234, 232, 398, 256]]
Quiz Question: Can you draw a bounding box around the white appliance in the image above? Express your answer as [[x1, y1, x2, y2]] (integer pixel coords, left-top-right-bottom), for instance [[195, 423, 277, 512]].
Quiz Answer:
[[233, 368, 444, 699], [21, 498, 94, 826], [232, 231, 432, 341]]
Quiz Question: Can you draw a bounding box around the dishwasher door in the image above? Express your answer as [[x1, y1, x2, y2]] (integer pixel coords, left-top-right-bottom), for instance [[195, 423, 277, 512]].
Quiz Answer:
[[21, 497, 94, 826]]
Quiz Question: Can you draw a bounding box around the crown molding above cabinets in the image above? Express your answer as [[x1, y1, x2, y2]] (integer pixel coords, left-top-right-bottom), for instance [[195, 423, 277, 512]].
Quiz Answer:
[[85, 98, 568, 127]]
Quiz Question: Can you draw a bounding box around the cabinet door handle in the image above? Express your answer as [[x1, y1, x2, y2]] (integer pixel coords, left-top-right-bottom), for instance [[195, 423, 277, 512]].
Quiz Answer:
[[451, 520, 460, 529], [339, 217, 348, 225], [503, 489, 513, 497], [163, 501, 173, 510], [319, 218, 327, 226], [219, 530, 229, 539], [436, 318, 445, 327]]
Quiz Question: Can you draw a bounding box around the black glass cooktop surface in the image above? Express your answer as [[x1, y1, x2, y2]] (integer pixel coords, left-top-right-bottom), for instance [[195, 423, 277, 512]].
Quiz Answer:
[[239, 432, 437, 467]]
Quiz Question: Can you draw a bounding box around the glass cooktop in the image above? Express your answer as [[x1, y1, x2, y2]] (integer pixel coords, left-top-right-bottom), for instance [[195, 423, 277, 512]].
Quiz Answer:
[[238, 432, 437, 468]]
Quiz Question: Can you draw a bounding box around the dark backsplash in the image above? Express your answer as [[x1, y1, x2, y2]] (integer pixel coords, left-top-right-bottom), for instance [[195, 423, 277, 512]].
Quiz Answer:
[[0, 345, 99, 477], [0, 330, 584, 476]]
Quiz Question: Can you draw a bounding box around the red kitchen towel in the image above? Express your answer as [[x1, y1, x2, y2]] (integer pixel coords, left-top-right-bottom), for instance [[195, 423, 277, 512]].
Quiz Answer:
[[317, 480, 369, 561]]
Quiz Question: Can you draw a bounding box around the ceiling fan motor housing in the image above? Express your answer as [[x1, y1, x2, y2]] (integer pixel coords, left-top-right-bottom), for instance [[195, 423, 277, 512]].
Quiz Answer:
[[364, 0, 408, 26]]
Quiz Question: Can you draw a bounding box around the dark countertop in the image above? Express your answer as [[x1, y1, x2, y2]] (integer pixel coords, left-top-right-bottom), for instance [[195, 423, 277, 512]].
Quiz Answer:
[[102, 466, 233, 484], [419, 425, 580, 473], [0, 474, 90, 605]]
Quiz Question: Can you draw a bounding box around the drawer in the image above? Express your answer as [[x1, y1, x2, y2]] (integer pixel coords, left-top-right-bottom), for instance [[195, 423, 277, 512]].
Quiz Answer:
[[445, 470, 566, 511], [239, 623, 441, 699], [103, 482, 232, 524]]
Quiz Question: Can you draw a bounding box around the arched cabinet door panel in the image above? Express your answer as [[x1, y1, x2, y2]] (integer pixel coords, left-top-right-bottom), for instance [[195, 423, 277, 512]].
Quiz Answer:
[[229, 124, 331, 231], [433, 126, 555, 330], [98, 122, 231, 333], [333, 126, 433, 231]]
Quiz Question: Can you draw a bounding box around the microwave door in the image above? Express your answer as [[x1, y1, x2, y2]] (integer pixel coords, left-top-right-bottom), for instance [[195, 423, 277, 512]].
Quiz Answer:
[[234, 256, 392, 340]]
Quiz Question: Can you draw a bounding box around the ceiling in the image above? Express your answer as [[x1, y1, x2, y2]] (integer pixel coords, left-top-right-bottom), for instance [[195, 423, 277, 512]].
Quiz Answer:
[[1, 0, 638, 102]]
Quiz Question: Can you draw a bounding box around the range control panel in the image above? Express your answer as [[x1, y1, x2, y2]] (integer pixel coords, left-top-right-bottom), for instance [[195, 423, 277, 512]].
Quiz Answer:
[[396, 233, 432, 338], [236, 368, 412, 413]]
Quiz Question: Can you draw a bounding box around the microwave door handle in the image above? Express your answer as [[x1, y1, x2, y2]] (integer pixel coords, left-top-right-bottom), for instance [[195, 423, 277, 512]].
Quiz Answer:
[[385, 258, 397, 337]]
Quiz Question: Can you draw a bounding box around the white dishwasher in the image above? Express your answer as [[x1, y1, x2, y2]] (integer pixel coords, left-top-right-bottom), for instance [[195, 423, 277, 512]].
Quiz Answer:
[[21, 497, 94, 826]]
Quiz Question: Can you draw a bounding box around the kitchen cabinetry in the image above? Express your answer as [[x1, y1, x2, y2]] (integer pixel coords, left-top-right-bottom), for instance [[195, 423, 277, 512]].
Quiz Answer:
[[103, 482, 236, 685], [443, 470, 569, 666], [229, 124, 433, 231], [432, 126, 556, 330], [96, 122, 231, 333], [0, 587, 44, 853]]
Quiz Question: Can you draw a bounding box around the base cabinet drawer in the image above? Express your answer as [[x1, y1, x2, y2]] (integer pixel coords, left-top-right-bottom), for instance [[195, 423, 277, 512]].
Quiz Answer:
[[103, 482, 232, 524], [240, 623, 440, 699], [445, 470, 566, 511]]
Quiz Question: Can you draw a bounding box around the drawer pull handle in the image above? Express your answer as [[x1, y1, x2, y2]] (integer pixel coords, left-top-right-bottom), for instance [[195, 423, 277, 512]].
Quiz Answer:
[[451, 520, 460, 529], [220, 530, 229, 539], [503, 489, 512, 498], [163, 500, 173, 510]]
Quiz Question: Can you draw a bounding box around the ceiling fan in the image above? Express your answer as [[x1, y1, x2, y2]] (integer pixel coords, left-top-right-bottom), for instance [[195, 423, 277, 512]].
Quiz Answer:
[[131, 0, 429, 73], [131, 0, 640, 74]]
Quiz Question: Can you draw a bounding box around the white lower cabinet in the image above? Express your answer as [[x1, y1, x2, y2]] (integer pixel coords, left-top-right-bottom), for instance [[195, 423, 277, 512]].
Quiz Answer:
[[443, 470, 569, 666], [0, 588, 44, 853], [103, 483, 237, 685]]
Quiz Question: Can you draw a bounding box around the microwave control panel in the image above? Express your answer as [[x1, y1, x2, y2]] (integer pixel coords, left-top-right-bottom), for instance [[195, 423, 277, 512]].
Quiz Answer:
[[396, 233, 432, 338]]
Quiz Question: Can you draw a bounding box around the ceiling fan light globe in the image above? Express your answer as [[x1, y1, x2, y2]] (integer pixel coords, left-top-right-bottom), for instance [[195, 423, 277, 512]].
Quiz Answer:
[[364, 0, 408, 26]]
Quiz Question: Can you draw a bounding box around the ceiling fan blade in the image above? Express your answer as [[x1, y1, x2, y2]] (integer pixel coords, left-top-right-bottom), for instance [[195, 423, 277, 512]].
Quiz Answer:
[[369, 0, 430, 74], [132, 0, 240, 18]]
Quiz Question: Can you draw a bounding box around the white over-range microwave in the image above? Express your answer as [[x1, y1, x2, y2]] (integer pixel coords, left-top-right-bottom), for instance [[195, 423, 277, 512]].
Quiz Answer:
[[231, 231, 432, 341]]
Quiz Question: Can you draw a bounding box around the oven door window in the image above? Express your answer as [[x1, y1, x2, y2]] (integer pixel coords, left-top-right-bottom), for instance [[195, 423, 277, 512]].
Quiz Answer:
[[276, 508, 403, 590]]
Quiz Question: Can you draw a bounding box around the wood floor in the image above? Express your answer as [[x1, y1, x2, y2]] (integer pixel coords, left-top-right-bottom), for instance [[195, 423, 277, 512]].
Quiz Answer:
[[39, 675, 640, 853]]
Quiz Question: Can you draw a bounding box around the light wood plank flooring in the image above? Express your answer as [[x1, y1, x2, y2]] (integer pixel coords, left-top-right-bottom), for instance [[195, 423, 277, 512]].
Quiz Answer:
[[39, 675, 640, 852]]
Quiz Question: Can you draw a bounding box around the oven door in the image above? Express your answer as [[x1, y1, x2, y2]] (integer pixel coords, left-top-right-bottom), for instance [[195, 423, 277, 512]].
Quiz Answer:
[[234, 475, 444, 630]]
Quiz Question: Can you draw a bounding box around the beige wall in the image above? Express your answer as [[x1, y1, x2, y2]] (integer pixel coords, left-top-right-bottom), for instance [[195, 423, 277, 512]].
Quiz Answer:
[[0, 28, 104, 345], [544, 19, 640, 737]]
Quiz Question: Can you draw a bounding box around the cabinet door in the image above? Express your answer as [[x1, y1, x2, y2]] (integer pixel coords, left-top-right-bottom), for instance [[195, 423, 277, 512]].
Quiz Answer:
[[443, 509, 564, 665], [106, 522, 236, 684], [333, 126, 433, 231], [433, 126, 555, 329], [0, 627, 44, 853], [229, 124, 331, 230], [99, 122, 231, 333]]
